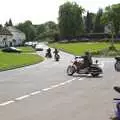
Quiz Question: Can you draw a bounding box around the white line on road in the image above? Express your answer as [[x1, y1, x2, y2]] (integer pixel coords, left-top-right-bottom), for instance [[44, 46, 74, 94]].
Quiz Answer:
[[78, 78, 84, 81], [0, 100, 15, 106], [42, 87, 53, 91], [42, 78, 76, 91], [30, 91, 41, 95], [0, 77, 81, 107], [15, 95, 30, 101]]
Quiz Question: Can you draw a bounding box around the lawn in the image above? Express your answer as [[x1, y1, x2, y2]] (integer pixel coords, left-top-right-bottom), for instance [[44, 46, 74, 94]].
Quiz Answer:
[[49, 42, 120, 56], [17, 46, 36, 53], [0, 47, 44, 71]]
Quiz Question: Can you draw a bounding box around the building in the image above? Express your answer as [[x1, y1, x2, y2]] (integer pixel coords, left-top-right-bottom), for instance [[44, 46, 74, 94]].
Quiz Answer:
[[0, 26, 26, 47], [0, 26, 13, 47], [6, 26, 26, 46]]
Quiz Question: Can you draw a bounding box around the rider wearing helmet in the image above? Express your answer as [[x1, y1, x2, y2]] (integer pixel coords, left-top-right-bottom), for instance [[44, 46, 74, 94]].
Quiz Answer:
[[46, 48, 52, 58], [53, 48, 59, 55], [47, 48, 51, 53], [82, 51, 92, 68]]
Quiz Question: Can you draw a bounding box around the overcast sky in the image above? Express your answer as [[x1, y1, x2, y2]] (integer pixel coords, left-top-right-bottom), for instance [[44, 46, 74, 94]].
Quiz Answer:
[[0, 0, 120, 25]]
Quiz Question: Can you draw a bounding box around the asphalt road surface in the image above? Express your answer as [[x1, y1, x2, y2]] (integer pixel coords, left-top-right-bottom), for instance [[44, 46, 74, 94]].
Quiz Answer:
[[0, 45, 119, 120]]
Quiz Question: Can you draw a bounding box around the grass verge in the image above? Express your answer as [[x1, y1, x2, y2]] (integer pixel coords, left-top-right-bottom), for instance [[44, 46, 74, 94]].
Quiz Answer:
[[49, 42, 120, 56], [17, 46, 36, 53], [0, 47, 44, 71]]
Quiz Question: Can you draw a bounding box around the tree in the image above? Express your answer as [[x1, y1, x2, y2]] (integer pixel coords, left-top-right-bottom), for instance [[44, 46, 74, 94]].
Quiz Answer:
[[4, 19, 13, 27], [101, 4, 120, 48], [58, 2, 84, 39], [85, 11, 95, 33], [36, 24, 45, 35], [93, 8, 104, 33], [16, 20, 36, 41], [45, 21, 58, 32], [34, 21, 58, 41], [4, 22, 9, 27], [9, 19, 13, 26], [102, 4, 120, 36]]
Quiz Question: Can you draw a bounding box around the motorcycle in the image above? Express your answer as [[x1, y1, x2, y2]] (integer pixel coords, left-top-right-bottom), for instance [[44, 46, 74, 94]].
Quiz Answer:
[[113, 86, 120, 120], [66, 56, 103, 77], [45, 52, 52, 58], [54, 54, 60, 61], [115, 56, 120, 71]]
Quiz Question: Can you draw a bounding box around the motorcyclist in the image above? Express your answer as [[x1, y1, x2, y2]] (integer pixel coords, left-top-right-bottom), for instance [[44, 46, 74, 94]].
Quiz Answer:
[[53, 48, 59, 55], [47, 48, 51, 53], [53, 48, 60, 60], [81, 51, 92, 68], [46, 48, 52, 58]]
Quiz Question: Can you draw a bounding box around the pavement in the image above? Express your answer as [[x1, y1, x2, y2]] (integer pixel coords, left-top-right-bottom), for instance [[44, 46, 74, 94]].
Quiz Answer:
[[0, 44, 119, 120]]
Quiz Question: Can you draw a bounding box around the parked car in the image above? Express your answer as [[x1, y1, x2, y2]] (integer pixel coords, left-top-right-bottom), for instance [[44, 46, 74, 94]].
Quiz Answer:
[[24, 42, 33, 46], [25, 41, 38, 47], [35, 44, 44, 51], [2, 47, 22, 53]]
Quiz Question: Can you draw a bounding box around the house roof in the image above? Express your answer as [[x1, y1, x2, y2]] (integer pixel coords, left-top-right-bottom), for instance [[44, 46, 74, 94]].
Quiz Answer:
[[0, 27, 12, 36], [6, 26, 24, 34]]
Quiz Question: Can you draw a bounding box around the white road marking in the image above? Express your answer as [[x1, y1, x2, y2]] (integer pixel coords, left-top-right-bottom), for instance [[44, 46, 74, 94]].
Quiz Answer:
[[15, 95, 30, 101], [59, 82, 66, 86], [42, 87, 53, 91], [0, 100, 14, 106], [50, 84, 61, 88], [0, 77, 82, 107], [30, 91, 41, 95], [78, 78, 84, 81]]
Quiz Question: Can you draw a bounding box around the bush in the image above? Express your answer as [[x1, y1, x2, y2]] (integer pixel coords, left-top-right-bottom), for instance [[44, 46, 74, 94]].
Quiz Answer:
[[91, 50, 101, 56]]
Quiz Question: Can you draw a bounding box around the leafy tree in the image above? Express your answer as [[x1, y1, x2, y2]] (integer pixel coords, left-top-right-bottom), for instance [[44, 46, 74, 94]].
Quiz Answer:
[[16, 20, 36, 41], [101, 4, 120, 48], [4, 22, 9, 27], [102, 4, 120, 36], [45, 21, 58, 32], [9, 19, 13, 26], [4, 19, 13, 27], [58, 2, 84, 39], [85, 11, 95, 33], [35, 21, 58, 41], [36, 24, 45, 35], [93, 8, 104, 33]]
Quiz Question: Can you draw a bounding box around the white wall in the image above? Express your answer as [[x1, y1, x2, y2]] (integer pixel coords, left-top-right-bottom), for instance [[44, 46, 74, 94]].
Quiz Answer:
[[6, 26, 26, 46]]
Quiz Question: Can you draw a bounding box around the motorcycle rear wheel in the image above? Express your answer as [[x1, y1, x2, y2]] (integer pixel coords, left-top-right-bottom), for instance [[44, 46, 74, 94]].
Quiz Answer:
[[55, 54, 60, 61]]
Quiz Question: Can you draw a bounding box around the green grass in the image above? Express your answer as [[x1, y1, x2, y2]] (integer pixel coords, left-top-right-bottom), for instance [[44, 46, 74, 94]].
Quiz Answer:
[[0, 47, 44, 71], [49, 42, 120, 56], [17, 46, 35, 53]]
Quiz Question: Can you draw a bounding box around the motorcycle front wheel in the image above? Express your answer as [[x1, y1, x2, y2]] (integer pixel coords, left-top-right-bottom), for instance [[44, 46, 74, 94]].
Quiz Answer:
[[67, 65, 75, 76]]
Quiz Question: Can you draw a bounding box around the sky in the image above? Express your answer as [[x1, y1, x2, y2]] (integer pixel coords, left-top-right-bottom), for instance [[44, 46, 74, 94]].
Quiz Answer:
[[0, 0, 120, 25]]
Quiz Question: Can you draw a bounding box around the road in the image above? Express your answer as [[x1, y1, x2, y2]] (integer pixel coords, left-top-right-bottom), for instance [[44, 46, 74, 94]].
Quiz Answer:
[[0, 46, 119, 120]]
